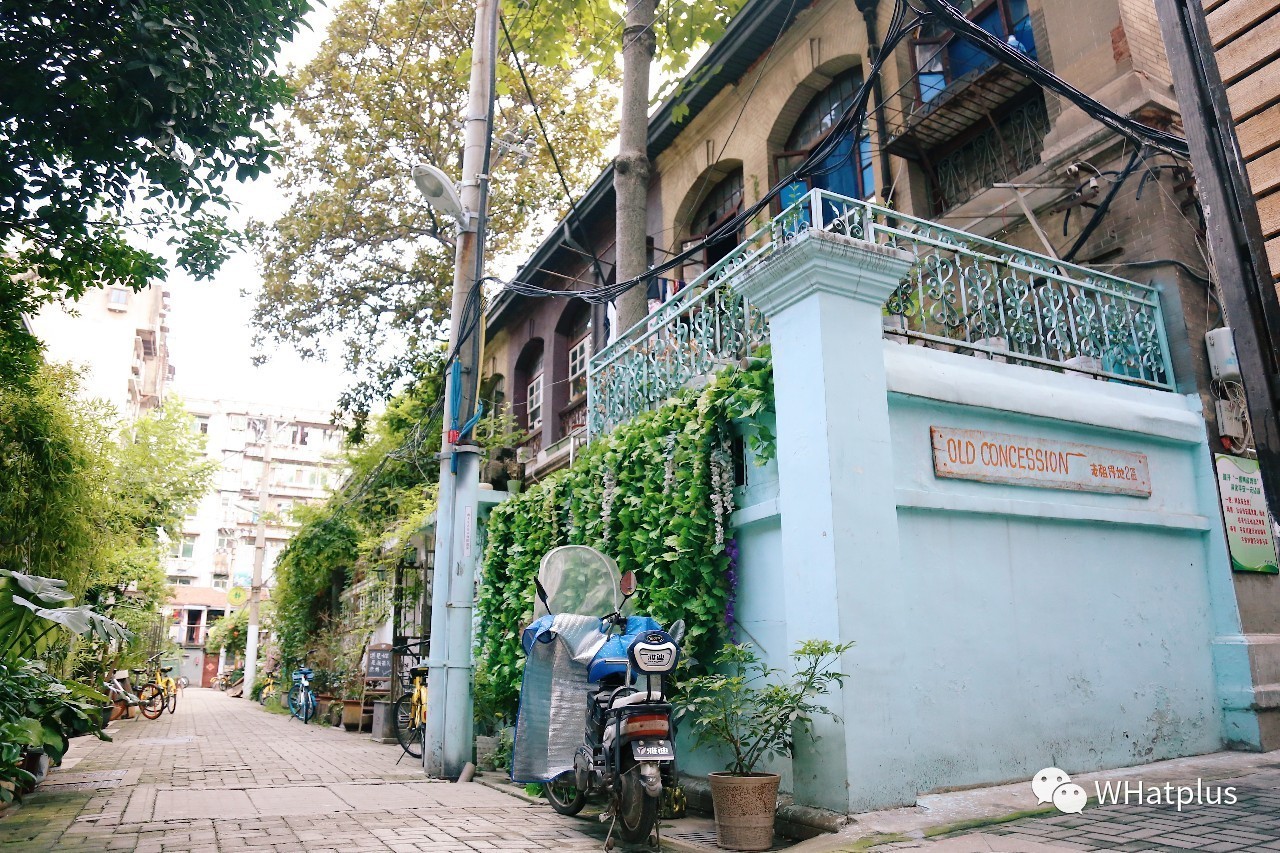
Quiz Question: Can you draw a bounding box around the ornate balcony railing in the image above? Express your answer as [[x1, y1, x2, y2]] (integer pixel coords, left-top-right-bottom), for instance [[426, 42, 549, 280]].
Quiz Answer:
[[587, 219, 773, 434], [588, 188, 1175, 435]]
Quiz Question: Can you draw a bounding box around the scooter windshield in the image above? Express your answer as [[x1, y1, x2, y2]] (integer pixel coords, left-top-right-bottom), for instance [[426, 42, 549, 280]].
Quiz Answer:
[[535, 545, 620, 618]]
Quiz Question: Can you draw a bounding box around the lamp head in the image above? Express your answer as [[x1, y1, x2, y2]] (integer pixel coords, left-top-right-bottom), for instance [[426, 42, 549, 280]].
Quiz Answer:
[[411, 163, 467, 225]]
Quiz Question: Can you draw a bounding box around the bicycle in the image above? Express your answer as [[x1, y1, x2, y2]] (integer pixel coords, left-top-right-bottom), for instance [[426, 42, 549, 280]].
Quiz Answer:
[[287, 667, 316, 723], [102, 672, 139, 722], [135, 654, 178, 719], [258, 670, 279, 706], [391, 640, 429, 759]]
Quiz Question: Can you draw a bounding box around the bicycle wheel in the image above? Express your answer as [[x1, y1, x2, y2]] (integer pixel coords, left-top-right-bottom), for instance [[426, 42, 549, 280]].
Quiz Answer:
[[393, 694, 423, 758], [177, 676, 190, 689], [287, 685, 301, 719], [302, 689, 316, 723], [138, 684, 164, 720], [167, 687, 178, 714]]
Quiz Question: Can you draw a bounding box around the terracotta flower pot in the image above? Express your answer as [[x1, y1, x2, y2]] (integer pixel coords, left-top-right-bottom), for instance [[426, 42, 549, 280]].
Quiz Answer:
[[341, 699, 363, 730], [707, 771, 779, 851]]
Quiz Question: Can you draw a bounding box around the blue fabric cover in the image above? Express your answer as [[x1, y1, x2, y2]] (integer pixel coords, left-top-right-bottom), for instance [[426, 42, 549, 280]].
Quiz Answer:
[[586, 616, 663, 683]]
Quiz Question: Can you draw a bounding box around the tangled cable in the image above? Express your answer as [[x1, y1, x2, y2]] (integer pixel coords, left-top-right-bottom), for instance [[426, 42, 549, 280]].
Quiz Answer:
[[495, 0, 1192, 306]]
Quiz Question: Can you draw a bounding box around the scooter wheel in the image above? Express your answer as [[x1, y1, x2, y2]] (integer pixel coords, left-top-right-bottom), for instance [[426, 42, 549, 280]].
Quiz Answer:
[[544, 770, 587, 816], [614, 756, 659, 844]]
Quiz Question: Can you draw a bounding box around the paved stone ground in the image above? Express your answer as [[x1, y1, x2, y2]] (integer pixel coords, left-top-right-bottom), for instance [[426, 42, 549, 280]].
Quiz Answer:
[[0, 689, 606, 852], [961, 766, 1280, 852], [855, 763, 1280, 852]]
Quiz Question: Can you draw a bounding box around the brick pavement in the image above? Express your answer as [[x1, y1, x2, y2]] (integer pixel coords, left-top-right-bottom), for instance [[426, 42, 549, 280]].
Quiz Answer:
[[859, 763, 1280, 852], [0, 689, 605, 852]]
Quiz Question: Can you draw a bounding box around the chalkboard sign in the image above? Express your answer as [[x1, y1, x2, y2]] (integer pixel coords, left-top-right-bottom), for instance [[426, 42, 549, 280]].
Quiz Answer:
[[365, 644, 393, 679]]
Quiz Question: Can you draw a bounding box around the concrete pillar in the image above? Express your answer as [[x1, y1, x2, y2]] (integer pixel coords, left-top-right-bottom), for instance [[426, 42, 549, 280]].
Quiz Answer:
[[732, 227, 917, 812]]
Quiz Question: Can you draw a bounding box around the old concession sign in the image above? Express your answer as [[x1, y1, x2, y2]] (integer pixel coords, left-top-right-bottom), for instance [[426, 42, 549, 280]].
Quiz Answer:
[[930, 426, 1152, 497]]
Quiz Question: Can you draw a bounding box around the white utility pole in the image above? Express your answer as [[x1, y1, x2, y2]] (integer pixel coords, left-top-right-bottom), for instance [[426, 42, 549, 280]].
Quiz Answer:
[[422, 0, 498, 779], [243, 415, 275, 697]]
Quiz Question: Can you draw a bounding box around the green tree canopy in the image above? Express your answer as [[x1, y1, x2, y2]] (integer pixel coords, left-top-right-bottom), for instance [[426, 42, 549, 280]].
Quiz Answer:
[[249, 0, 617, 417], [0, 363, 215, 671], [0, 0, 312, 382]]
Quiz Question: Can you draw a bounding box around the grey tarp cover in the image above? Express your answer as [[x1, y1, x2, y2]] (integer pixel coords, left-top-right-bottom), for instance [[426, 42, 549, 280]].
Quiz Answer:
[[511, 613, 607, 783]]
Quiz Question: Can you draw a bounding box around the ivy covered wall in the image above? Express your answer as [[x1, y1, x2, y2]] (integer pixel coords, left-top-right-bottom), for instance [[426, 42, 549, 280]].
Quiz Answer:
[[475, 357, 775, 719]]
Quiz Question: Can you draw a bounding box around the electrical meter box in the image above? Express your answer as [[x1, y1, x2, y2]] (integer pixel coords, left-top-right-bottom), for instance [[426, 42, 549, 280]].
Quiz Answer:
[[1206, 328, 1242, 383]]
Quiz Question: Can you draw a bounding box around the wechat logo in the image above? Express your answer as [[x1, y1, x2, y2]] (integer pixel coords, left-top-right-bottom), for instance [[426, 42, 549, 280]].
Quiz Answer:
[[1033, 767, 1087, 814]]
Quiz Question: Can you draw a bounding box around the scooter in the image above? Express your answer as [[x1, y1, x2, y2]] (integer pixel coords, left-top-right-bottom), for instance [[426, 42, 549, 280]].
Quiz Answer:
[[513, 546, 685, 848]]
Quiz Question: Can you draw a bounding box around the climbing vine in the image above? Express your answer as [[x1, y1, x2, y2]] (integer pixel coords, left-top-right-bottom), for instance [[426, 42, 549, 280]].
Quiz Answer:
[[475, 355, 775, 717]]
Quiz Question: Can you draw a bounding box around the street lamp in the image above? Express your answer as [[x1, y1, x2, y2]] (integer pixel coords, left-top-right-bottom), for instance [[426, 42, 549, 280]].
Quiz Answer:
[[412, 0, 499, 782], [412, 163, 470, 229]]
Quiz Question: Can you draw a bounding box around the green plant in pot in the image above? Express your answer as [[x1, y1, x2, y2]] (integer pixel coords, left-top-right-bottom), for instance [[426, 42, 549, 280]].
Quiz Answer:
[[677, 640, 853, 851]]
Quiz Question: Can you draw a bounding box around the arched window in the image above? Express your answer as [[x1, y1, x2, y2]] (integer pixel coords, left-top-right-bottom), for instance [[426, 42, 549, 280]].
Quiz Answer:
[[565, 308, 591, 400], [776, 68, 875, 205], [514, 340, 545, 433], [681, 168, 745, 281]]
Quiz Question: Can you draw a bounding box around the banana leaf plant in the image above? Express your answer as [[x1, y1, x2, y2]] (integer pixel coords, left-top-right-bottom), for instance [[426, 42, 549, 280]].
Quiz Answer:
[[0, 571, 125, 803], [0, 570, 131, 663]]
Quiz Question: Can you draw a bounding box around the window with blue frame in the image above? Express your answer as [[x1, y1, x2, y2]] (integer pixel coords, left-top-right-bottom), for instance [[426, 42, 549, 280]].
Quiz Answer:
[[912, 0, 1035, 105], [775, 67, 875, 209]]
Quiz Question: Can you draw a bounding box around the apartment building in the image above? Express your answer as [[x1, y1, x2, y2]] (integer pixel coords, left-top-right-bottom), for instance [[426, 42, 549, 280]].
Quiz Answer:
[[30, 283, 174, 417], [485, 0, 1219, 475], [163, 400, 346, 684]]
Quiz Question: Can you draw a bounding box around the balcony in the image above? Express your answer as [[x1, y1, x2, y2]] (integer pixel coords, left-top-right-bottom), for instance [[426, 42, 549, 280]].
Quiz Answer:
[[519, 431, 543, 460], [885, 4, 1039, 162], [559, 399, 588, 439], [588, 188, 1174, 434]]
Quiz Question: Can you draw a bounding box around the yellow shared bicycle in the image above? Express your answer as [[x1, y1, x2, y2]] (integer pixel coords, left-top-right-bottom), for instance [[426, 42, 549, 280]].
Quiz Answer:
[[392, 640, 428, 758], [258, 670, 279, 706], [135, 654, 178, 719]]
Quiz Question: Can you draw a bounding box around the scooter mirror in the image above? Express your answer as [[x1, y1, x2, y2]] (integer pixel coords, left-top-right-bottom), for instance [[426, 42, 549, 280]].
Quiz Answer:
[[620, 571, 637, 598]]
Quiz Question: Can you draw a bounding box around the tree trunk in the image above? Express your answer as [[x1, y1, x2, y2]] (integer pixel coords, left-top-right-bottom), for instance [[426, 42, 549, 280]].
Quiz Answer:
[[614, 0, 657, 333]]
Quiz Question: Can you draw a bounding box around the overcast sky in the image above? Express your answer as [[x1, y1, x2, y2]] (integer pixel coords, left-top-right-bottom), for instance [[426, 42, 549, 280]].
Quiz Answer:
[[166, 3, 344, 414]]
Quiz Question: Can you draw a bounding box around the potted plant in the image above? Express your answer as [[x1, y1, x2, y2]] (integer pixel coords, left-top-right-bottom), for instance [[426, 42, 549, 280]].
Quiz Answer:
[[677, 640, 854, 851], [335, 636, 370, 731], [340, 688, 364, 730]]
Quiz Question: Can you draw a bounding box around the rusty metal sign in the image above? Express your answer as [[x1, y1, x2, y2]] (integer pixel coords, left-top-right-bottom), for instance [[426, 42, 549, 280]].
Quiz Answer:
[[930, 426, 1152, 497]]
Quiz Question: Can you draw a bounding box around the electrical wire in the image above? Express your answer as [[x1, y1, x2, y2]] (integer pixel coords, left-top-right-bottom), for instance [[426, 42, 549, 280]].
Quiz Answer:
[[1062, 145, 1143, 262], [909, 0, 1189, 157], [671, 0, 802, 244], [1097, 258, 1213, 285], [498, 0, 921, 304], [499, 13, 610, 290], [500, 0, 1195, 306]]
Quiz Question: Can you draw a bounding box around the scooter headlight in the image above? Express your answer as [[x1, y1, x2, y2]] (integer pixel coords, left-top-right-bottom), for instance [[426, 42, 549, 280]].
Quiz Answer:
[[628, 631, 679, 673]]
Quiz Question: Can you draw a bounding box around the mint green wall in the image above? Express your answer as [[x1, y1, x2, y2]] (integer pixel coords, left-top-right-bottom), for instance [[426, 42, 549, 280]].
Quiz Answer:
[[701, 230, 1257, 813]]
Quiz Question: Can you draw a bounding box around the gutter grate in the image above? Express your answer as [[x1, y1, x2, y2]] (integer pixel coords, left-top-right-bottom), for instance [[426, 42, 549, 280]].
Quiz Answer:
[[666, 829, 790, 851], [40, 779, 122, 791], [668, 830, 720, 843]]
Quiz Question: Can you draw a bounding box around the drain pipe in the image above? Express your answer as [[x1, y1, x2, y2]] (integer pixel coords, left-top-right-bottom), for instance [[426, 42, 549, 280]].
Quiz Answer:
[[857, 0, 895, 206]]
